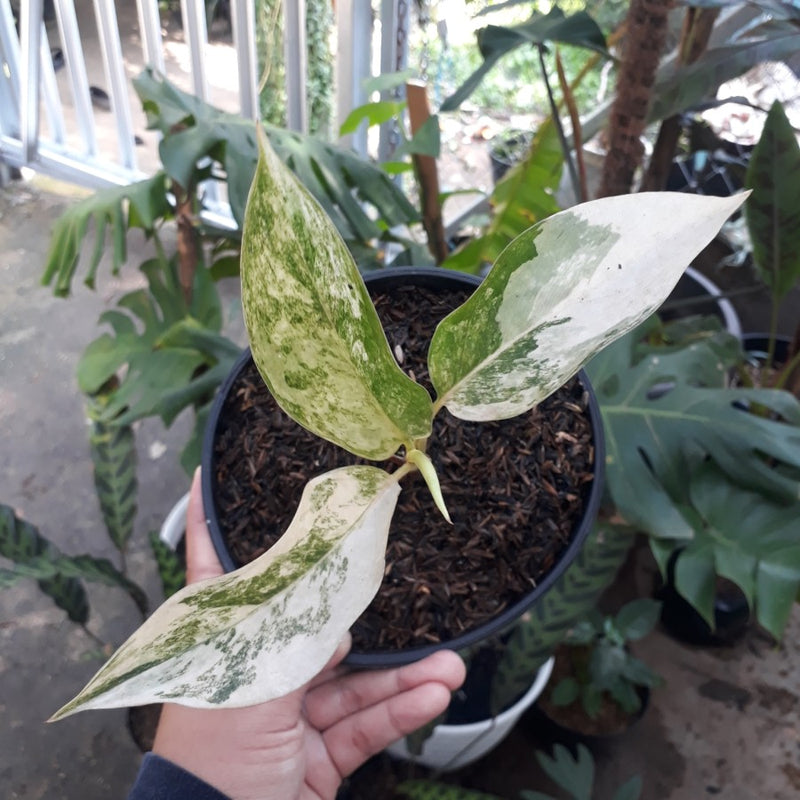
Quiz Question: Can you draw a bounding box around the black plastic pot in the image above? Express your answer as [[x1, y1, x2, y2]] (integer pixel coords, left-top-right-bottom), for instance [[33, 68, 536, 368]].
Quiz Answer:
[[201, 267, 605, 667], [659, 266, 742, 338], [489, 129, 534, 183], [657, 551, 750, 647], [741, 333, 792, 368]]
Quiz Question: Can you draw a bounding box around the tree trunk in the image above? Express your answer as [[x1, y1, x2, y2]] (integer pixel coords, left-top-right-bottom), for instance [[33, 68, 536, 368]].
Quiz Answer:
[[597, 0, 675, 198]]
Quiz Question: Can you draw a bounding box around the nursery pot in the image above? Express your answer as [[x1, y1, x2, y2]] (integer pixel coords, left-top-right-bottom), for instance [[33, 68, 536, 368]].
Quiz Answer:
[[386, 655, 555, 771], [489, 129, 534, 183], [201, 267, 605, 667], [659, 266, 742, 338], [657, 551, 750, 647]]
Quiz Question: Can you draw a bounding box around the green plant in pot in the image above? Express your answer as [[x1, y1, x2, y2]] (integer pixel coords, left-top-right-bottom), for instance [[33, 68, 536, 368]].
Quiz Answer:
[[741, 99, 800, 392], [51, 126, 744, 719], [537, 599, 662, 739]]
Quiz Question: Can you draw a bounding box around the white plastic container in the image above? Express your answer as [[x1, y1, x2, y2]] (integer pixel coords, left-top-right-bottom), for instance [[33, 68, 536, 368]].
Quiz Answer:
[[387, 655, 554, 770]]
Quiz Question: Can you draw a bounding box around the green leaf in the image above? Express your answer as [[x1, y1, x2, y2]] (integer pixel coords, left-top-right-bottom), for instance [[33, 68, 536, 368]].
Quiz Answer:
[[674, 542, 717, 628], [398, 781, 505, 800], [588, 331, 800, 538], [536, 743, 594, 800], [551, 676, 580, 706], [430, 193, 745, 421], [133, 69, 419, 245], [77, 257, 237, 426], [756, 549, 800, 640], [242, 129, 432, 460], [88, 397, 138, 553], [41, 173, 171, 297], [745, 101, 800, 300], [648, 30, 800, 123], [51, 466, 400, 718], [0, 504, 89, 624], [490, 520, 632, 715], [362, 68, 415, 94], [612, 776, 643, 800], [149, 531, 186, 599], [613, 598, 661, 641], [441, 8, 608, 111], [339, 100, 405, 136], [395, 115, 441, 159]]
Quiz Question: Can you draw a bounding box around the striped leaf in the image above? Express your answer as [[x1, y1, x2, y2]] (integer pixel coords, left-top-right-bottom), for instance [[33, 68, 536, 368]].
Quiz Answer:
[[0, 505, 89, 624], [51, 466, 400, 718], [241, 128, 432, 460], [745, 100, 800, 300], [148, 531, 186, 599], [429, 193, 746, 421], [88, 397, 138, 554], [490, 521, 632, 715]]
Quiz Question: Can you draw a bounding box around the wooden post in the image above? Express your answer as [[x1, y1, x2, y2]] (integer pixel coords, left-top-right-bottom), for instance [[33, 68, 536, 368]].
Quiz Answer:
[[406, 80, 449, 264]]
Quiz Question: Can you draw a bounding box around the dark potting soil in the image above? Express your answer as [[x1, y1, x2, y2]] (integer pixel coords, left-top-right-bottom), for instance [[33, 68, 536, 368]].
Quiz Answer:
[[212, 285, 595, 653]]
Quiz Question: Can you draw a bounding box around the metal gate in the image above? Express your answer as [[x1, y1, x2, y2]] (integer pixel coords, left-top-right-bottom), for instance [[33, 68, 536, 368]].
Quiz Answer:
[[0, 0, 406, 192]]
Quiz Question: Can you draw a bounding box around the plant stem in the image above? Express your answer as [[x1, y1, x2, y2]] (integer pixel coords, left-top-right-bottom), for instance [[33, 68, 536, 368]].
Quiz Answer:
[[774, 348, 800, 392], [80, 624, 109, 651], [538, 45, 581, 204]]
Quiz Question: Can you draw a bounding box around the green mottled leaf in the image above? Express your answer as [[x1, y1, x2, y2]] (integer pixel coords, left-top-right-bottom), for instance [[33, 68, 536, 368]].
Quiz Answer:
[[588, 330, 800, 539], [51, 466, 400, 718], [149, 531, 186, 599], [745, 101, 800, 300], [242, 129, 432, 460], [0, 504, 89, 623], [430, 193, 745, 421], [88, 398, 137, 553]]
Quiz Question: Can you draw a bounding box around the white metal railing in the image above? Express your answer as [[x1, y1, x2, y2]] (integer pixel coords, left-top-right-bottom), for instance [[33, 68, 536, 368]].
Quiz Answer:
[[0, 0, 399, 193]]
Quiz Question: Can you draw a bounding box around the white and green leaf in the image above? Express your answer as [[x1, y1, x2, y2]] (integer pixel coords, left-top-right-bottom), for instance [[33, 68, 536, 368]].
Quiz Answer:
[[429, 192, 747, 421], [51, 466, 400, 719], [241, 128, 432, 460]]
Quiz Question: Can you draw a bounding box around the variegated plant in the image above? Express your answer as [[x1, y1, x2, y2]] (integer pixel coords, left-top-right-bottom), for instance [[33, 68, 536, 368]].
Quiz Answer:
[[53, 129, 745, 720]]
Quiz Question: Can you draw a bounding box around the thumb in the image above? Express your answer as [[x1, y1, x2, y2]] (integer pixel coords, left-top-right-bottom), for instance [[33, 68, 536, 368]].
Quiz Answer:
[[185, 468, 225, 584]]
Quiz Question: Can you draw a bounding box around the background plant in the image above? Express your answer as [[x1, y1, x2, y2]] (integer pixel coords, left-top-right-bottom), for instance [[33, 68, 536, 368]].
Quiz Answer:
[[548, 599, 662, 719], [587, 316, 800, 639], [396, 743, 642, 799]]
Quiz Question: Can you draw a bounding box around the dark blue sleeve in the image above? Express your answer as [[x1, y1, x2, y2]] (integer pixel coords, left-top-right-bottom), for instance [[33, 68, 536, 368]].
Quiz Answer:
[[127, 753, 231, 800]]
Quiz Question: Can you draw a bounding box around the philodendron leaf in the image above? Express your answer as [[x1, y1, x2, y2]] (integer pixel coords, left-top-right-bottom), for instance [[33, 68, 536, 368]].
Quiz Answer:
[[242, 128, 432, 460], [51, 466, 399, 719], [429, 193, 746, 421]]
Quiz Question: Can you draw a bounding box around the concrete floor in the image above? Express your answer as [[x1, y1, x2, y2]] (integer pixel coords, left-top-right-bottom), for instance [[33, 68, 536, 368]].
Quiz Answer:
[[2, 174, 799, 799]]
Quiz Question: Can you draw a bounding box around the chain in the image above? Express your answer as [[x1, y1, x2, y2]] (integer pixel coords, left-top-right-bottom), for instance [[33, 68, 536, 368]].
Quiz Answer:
[[416, 0, 431, 82]]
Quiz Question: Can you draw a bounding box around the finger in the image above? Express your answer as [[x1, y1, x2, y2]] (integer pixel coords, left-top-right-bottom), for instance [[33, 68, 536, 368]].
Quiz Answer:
[[322, 680, 455, 778], [305, 633, 353, 693], [305, 649, 465, 731], [185, 467, 225, 584]]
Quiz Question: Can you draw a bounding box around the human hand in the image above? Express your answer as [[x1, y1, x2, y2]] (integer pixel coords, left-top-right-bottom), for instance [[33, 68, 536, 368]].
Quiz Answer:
[[152, 469, 466, 800]]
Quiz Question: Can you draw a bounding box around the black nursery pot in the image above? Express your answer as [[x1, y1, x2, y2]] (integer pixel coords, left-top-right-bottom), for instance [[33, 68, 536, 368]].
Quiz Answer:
[[657, 551, 750, 647], [201, 267, 605, 668]]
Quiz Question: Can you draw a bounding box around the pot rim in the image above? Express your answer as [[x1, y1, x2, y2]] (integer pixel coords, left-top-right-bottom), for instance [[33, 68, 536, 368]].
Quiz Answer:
[[201, 267, 606, 667]]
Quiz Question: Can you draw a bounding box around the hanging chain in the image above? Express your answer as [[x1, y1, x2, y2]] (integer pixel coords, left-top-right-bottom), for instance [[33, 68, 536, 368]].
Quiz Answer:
[[416, 0, 431, 83]]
